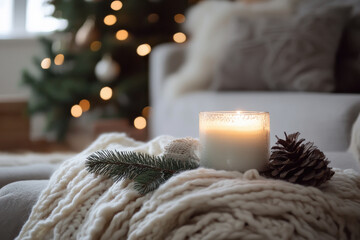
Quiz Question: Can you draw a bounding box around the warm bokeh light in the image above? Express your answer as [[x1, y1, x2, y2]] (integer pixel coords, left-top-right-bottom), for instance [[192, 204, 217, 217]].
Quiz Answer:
[[90, 41, 102, 51], [71, 104, 82, 118], [111, 0, 123, 11], [174, 14, 185, 23], [54, 54, 64, 65], [142, 106, 151, 118], [41, 58, 51, 69], [173, 32, 186, 43], [116, 29, 128, 41], [100, 86, 113, 100], [79, 99, 90, 112], [134, 116, 147, 130], [104, 15, 117, 26], [147, 13, 159, 23], [136, 43, 151, 56]]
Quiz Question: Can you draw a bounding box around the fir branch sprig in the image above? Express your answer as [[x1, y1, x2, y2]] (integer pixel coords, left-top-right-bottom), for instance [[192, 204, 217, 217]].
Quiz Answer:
[[86, 150, 199, 195]]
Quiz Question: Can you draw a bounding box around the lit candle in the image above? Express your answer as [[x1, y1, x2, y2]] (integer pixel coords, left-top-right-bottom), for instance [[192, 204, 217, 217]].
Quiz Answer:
[[199, 111, 270, 172]]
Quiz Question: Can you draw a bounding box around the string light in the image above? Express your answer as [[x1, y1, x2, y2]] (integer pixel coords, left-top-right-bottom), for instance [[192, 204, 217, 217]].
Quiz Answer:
[[134, 116, 147, 130], [111, 0, 123, 11], [142, 106, 151, 118], [116, 29, 128, 41], [174, 14, 185, 23], [104, 15, 117, 26], [136, 44, 151, 56], [54, 54, 64, 65], [90, 41, 102, 51], [100, 86, 113, 100], [173, 32, 186, 43], [147, 13, 159, 23], [41, 58, 51, 69], [79, 99, 90, 112], [71, 104, 82, 118]]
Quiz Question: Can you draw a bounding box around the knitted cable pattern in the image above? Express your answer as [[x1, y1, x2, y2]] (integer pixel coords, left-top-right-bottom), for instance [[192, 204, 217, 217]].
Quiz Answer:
[[349, 113, 360, 161], [163, 137, 200, 162], [17, 133, 360, 240]]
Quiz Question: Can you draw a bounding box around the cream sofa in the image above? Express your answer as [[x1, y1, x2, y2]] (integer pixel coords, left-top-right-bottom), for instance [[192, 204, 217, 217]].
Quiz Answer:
[[149, 0, 360, 152], [149, 43, 360, 152]]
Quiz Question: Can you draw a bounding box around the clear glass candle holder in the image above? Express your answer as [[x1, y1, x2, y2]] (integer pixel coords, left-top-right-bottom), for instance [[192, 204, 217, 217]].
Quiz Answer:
[[199, 111, 270, 172]]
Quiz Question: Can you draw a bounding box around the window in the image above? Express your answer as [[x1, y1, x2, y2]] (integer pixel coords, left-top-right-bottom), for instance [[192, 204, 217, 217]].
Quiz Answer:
[[0, 0, 13, 34], [26, 0, 67, 33], [0, 0, 67, 37]]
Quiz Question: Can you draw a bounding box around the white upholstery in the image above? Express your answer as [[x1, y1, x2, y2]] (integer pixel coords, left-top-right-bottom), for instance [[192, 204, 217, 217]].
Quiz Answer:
[[150, 44, 360, 151], [149, 43, 185, 107], [327, 152, 360, 171], [0, 164, 58, 188], [0, 180, 49, 240]]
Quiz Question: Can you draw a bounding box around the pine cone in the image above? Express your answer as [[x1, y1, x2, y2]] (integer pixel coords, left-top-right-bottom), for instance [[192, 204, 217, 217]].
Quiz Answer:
[[263, 132, 334, 187]]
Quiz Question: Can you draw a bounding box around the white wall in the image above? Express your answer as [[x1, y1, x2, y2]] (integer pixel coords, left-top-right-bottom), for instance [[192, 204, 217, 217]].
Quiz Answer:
[[0, 38, 45, 140], [0, 38, 41, 98]]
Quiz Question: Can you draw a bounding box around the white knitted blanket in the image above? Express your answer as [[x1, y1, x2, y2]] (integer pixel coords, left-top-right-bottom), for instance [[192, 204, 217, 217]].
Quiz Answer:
[[17, 133, 360, 240], [350, 113, 360, 160]]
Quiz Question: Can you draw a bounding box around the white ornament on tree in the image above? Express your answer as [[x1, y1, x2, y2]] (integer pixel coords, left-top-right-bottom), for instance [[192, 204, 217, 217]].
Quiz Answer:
[[75, 16, 98, 47], [95, 54, 121, 82]]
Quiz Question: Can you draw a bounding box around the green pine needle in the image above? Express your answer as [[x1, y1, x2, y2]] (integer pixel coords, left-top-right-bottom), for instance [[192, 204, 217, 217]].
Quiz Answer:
[[86, 150, 199, 195]]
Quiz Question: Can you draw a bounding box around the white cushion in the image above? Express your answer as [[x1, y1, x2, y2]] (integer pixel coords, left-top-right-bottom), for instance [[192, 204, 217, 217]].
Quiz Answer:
[[151, 91, 360, 151], [326, 152, 359, 171]]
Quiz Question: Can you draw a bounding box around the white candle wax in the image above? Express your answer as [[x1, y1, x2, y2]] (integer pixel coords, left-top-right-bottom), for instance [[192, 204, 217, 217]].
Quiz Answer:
[[199, 111, 270, 172]]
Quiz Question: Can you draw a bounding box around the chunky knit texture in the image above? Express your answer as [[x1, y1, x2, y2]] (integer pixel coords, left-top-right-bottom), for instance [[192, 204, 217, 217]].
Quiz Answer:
[[350, 113, 360, 160], [17, 133, 360, 240], [163, 137, 200, 162]]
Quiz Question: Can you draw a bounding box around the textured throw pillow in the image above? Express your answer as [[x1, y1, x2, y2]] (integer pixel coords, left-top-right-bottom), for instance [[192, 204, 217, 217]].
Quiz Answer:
[[213, 6, 351, 92], [212, 17, 275, 91]]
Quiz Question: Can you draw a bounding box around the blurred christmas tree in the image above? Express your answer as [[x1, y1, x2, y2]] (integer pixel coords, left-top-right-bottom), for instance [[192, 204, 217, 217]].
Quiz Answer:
[[22, 0, 196, 141]]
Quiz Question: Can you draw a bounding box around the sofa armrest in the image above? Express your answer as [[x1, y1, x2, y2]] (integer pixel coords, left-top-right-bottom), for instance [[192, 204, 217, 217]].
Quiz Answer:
[[0, 164, 58, 188], [0, 180, 48, 240], [149, 43, 186, 106]]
